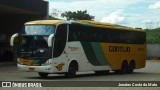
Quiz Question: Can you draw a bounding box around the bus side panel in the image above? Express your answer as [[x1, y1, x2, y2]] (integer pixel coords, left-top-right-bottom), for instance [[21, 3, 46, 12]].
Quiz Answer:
[[66, 41, 91, 71], [66, 42, 111, 71], [59, 41, 145, 72], [101, 43, 146, 70]]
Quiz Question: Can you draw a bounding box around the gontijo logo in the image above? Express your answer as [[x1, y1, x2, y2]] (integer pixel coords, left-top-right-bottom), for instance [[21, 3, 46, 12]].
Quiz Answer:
[[2, 82, 42, 87]]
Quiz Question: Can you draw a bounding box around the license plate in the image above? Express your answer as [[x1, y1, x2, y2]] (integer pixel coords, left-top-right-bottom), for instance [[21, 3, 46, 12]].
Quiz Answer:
[[29, 68, 35, 71]]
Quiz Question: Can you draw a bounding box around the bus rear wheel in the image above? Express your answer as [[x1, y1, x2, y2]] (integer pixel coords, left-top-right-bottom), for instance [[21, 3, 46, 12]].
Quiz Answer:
[[38, 72, 48, 78], [115, 61, 128, 74], [120, 61, 128, 74], [128, 60, 135, 73]]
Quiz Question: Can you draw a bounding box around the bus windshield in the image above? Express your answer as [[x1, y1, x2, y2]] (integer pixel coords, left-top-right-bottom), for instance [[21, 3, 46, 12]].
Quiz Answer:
[[18, 36, 51, 60], [23, 25, 55, 35], [18, 25, 55, 60]]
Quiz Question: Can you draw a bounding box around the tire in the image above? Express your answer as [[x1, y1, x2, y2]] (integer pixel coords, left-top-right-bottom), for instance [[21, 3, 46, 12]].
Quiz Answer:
[[116, 61, 128, 74], [127, 60, 135, 73], [95, 70, 109, 75], [65, 63, 77, 78], [38, 72, 48, 78]]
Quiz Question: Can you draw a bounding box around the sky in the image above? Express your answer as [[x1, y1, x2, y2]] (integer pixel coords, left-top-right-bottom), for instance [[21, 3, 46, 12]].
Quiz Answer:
[[44, 0, 160, 29]]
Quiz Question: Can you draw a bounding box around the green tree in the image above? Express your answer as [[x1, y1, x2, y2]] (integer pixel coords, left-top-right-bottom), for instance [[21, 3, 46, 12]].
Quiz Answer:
[[61, 10, 95, 20], [145, 27, 160, 44]]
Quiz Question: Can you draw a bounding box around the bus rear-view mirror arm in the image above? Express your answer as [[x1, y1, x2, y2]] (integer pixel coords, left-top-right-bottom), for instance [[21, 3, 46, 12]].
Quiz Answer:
[[10, 33, 19, 46], [48, 34, 54, 47]]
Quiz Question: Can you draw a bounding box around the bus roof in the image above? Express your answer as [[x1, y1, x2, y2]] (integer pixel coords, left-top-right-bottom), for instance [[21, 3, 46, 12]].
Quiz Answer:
[[25, 20, 65, 25], [78, 20, 143, 31], [25, 20, 144, 32]]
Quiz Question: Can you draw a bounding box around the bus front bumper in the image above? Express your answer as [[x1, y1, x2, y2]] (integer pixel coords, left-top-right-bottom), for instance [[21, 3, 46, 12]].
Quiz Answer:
[[17, 64, 53, 73]]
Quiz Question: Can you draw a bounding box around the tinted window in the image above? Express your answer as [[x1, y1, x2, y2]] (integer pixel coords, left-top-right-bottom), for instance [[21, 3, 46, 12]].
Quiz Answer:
[[53, 24, 67, 57], [68, 24, 146, 44]]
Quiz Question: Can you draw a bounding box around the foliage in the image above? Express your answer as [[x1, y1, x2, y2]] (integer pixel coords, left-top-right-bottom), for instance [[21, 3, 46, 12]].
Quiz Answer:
[[145, 28, 160, 44], [61, 10, 95, 20]]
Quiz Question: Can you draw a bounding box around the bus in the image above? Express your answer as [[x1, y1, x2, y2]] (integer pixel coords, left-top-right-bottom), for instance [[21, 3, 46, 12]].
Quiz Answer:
[[10, 20, 146, 78]]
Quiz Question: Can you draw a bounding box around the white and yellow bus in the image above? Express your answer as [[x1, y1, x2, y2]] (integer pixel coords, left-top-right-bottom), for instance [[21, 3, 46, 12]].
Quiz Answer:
[[10, 20, 146, 78]]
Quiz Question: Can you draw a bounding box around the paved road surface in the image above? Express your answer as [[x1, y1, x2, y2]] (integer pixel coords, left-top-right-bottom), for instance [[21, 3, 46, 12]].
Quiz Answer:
[[0, 61, 160, 90]]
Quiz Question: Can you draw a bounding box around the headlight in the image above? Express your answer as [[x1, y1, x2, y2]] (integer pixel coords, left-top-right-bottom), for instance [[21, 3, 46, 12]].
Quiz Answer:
[[17, 58, 23, 65]]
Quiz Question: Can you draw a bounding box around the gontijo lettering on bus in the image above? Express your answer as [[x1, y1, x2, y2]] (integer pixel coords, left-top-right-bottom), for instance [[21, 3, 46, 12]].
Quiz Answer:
[[109, 46, 130, 52]]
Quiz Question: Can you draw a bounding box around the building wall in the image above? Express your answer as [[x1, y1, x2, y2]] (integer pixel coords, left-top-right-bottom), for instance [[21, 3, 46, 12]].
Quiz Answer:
[[0, 0, 48, 16], [0, 0, 48, 62]]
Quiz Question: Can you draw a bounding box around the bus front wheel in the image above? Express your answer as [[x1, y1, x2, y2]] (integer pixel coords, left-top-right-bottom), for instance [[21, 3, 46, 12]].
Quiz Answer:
[[38, 72, 48, 78], [65, 62, 78, 78]]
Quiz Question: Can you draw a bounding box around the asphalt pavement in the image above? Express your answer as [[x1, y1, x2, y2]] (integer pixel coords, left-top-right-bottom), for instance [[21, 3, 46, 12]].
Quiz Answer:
[[0, 61, 160, 90]]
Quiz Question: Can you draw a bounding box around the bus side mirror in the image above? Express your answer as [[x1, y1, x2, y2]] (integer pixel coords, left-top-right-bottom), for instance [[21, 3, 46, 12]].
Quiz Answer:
[[10, 33, 19, 46], [48, 34, 54, 47]]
